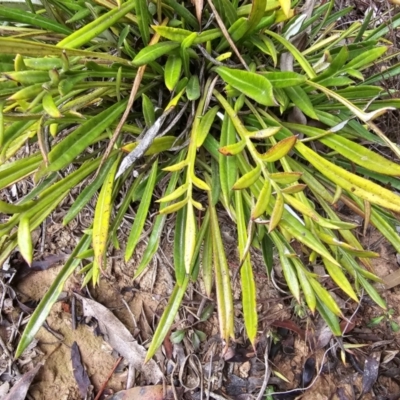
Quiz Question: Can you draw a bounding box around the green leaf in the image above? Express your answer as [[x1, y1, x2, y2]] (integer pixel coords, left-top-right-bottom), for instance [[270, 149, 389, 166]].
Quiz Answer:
[[142, 93, 155, 127], [345, 47, 387, 70], [15, 234, 91, 358], [323, 259, 358, 302], [184, 201, 196, 273], [296, 142, 400, 213], [269, 191, 284, 232], [0, 5, 72, 35], [264, 30, 316, 78], [284, 86, 318, 119], [310, 278, 343, 317], [235, 190, 257, 345], [48, 100, 127, 171], [165, 55, 182, 91], [42, 92, 62, 119], [63, 157, 116, 226], [258, 136, 297, 162], [134, 155, 183, 278], [18, 216, 33, 266], [247, 0, 267, 33], [187, 75, 200, 101], [216, 67, 276, 106], [57, 1, 137, 49], [133, 42, 180, 66], [209, 196, 234, 341], [219, 112, 238, 206], [125, 161, 158, 261], [261, 71, 306, 88], [196, 106, 219, 148], [233, 164, 261, 190], [174, 204, 186, 286], [136, 0, 151, 45], [316, 298, 341, 336]]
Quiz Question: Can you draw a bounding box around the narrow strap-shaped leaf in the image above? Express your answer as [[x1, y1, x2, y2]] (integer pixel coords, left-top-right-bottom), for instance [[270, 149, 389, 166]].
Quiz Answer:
[[264, 30, 316, 79], [125, 161, 158, 262], [145, 276, 190, 362], [42, 92, 62, 119], [165, 55, 182, 91], [134, 155, 184, 278], [174, 204, 186, 285], [63, 156, 117, 225], [142, 94, 155, 127], [136, 0, 151, 45], [235, 190, 257, 345], [48, 100, 127, 172], [294, 261, 316, 313], [202, 223, 213, 297], [0, 5, 72, 35], [247, 0, 267, 33], [57, 1, 137, 49], [284, 86, 318, 120], [296, 142, 400, 213], [92, 157, 120, 284], [323, 259, 358, 302], [316, 298, 341, 336], [18, 216, 33, 266], [15, 234, 91, 358], [184, 201, 196, 273], [268, 191, 284, 232], [252, 180, 271, 219], [196, 106, 219, 148], [285, 122, 400, 176], [209, 196, 235, 341], [219, 111, 238, 207], [233, 164, 261, 190], [0, 38, 130, 65], [309, 278, 343, 317], [133, 42, 180, 66], [258, 136, 297, 162]]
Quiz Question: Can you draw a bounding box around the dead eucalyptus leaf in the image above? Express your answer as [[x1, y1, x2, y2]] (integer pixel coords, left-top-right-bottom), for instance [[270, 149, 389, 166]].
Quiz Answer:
[[71, 342, 91, 398], [75, 294, 163, 383], [107, 385, 183, 400], [4, 363, 42, 400]]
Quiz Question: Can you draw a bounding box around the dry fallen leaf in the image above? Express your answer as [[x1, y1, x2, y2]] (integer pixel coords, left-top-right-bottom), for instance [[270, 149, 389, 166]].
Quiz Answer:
[[75, 294, 163, 384], [71, 341, 91, 398], [107, 385, 183, 400], [4, 363, 42, 400]]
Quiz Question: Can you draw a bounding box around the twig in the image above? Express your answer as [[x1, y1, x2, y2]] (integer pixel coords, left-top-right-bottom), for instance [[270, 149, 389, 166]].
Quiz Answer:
[[97, 18, 169, 176], [115, 106, 175, 179], [206, 0, 249, 70], [94, 356, 123, 400], [256, 339, 271, 400]]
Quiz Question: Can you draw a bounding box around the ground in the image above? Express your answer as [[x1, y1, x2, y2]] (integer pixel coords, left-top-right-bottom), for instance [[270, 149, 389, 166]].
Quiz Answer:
[[0, 211, 399, 399]]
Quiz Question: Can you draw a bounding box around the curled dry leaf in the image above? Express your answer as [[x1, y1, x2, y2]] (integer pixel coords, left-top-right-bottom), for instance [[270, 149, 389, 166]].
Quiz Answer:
[[74, 294, 163, 384], [71, 342, 91, 398], [360, 353, 380, 398], [107, 385, 183, 400], [4, 362, 42, 400]]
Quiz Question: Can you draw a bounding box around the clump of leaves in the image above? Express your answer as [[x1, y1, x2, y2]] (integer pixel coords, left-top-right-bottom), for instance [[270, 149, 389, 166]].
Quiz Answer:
[[1, 0, 400, 360]]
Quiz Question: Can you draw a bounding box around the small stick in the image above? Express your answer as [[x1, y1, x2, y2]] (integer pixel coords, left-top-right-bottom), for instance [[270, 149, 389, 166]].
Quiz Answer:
[[94, 356, 123, 400], [97, 18, 169, 176], [206, 0, 249, 70]]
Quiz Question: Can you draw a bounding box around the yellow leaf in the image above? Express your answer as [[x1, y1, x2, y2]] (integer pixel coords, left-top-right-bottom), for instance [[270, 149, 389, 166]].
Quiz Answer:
[[296, 142, 400, 213], [278, 0, 291, 17], [184, 201, 196, 273], [92, 157, 120, 284]]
